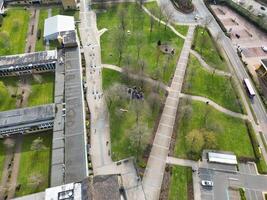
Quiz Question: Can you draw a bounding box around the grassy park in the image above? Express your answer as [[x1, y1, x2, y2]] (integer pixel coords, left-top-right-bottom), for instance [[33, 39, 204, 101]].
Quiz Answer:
[[183, 54, 243, 113], [0, 8, 29, 56], [168, 166, 193, 200], [95, 3, 184, 84], [0, 73, 54, 111], [0, 77, 18, 111], [174, 100, 255, 160], [35, 9, 48, 51], [27, 73, 55, 107], [103, 69, 164, 167], [15, 132, 52, 197], [193, 26, 228, 71]]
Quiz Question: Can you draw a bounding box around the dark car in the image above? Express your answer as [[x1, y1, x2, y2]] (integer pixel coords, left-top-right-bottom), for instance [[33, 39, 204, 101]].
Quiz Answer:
[[260, 6, 266, 11]]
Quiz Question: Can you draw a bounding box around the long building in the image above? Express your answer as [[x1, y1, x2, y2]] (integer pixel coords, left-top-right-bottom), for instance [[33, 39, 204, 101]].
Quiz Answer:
[[0, 104, 55, 137], [0, 50, 57, 77]]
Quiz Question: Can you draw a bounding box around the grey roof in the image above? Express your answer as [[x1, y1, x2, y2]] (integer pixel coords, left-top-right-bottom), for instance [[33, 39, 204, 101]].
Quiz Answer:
[[0, 50, 57, 68], [92, 175, 121, 200], [0, 104, 55, 129], [261, 59, 267, 71], [0, 0, 3, 7], [64, 46, 88, 183], [63, 30, 77, 45]]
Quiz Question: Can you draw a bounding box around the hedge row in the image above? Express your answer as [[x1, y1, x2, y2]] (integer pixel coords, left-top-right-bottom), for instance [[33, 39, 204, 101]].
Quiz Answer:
[[245, 121, 267, 174]]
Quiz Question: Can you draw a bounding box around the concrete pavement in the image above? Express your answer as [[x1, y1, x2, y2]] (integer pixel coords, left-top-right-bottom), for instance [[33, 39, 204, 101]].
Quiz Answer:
[[142, 25, 195, 200], [180, 93, 248, 119]]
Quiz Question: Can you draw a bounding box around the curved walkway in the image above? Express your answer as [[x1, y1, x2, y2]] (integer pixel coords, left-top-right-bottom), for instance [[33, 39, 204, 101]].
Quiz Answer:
[[141, 5, 186, 40], [190, 49, 232, 77], [102, 64, 170, 91], [180, 93, 248, 120]]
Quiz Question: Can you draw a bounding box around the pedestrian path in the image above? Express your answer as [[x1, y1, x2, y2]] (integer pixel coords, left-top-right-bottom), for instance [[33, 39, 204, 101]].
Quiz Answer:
[[180, 93, 248, 119], [102, 64, 170, 91], [190, 49, 232, 77], [142, 25, 196, 200]]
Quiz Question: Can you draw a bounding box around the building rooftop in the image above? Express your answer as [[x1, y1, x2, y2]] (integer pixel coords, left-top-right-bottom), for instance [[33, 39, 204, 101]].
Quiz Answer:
[[92, 175, 121, 200], [0, 104, 55, 129], [44, 15, 75, 39], [62, 30, 77, 46], [64, 46, 88, 183], [0, 50, 57, 68], [261, 59, 267, 71]]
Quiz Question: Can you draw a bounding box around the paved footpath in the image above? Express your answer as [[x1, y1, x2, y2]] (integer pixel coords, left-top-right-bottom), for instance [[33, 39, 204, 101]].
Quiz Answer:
[[142, 25, 195, 200]]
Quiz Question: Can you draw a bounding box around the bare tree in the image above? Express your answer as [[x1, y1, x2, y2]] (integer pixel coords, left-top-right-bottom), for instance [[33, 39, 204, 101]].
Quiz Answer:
[[31, 137, 46, 152], [164, 9, 174, 31], [158, 2, 167, 26], [3, 138, 15, 149], [135, 31, 143, 61], [113, 29, 126, 66], [149, 8, 156, 36], [118, 8, 127, 31], [105, 83, 126, 109], [28, 172, 45, 191]]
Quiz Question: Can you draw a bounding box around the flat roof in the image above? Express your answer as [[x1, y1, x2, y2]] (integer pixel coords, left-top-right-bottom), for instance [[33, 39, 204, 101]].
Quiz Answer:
[[261, 59, 267, 71], [0, 104, 55, 129], [208, 152, 237, 165], [64, 46, 88, 183], [44, 15, 75, 38], [45, 182, 82, 200], [0, 50, 57, 68]]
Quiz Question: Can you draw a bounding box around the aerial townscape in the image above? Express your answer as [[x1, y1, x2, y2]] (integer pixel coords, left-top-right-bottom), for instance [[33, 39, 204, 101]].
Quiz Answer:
[[0, 0, 267, 199]]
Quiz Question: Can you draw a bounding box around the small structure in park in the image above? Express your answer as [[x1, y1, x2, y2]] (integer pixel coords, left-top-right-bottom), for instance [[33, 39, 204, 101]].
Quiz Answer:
[[207, 151, 238, 165], [44, 15, 75, 41], [158, 40, 175, 55]]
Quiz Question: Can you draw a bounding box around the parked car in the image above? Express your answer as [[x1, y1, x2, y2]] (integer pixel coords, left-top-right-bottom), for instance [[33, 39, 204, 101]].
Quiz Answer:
[[262, 46, 267, 52], [260, 6, 266, 11], [201, 180, 214, 187]]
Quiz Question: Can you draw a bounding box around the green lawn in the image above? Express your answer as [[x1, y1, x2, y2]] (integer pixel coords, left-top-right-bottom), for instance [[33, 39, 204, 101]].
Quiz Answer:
[[193, 26, 228, 71], [0, 8, 30, 55], [0, 73, 54, 111], [168, 166, 193, 200], [15, 132, 52, 197], [0, 77, 20, 111], [174, 100, 255, 160], [95, 3, 184, 84], [0, 140, 6, 181], [27, 73, 55, 107], [35, 9, 48, 51], [144, 2, 189, 36], [103, 69, 163, 167], [183, 54, 243, 113]]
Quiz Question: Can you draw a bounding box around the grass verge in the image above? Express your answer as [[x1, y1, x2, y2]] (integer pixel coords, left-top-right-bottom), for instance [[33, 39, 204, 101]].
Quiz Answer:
[[183, 54, 243, 113], [0, 8, 30, 55], [15, 131, 52, 197], [35, 8, 48, 51], [174, 99, 255, 160], [192, 26, 228, 71], [168, 166, 193, 200]]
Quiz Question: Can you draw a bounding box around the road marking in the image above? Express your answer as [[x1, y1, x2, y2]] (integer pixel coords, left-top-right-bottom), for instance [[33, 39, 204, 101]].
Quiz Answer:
[[153, 143, 169, 150], [159, 122, 173, 129], [157, 133, 171, 139]]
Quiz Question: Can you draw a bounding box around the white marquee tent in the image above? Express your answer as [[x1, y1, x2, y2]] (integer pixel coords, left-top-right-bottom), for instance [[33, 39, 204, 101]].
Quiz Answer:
[[44, 15, 75, 41]]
